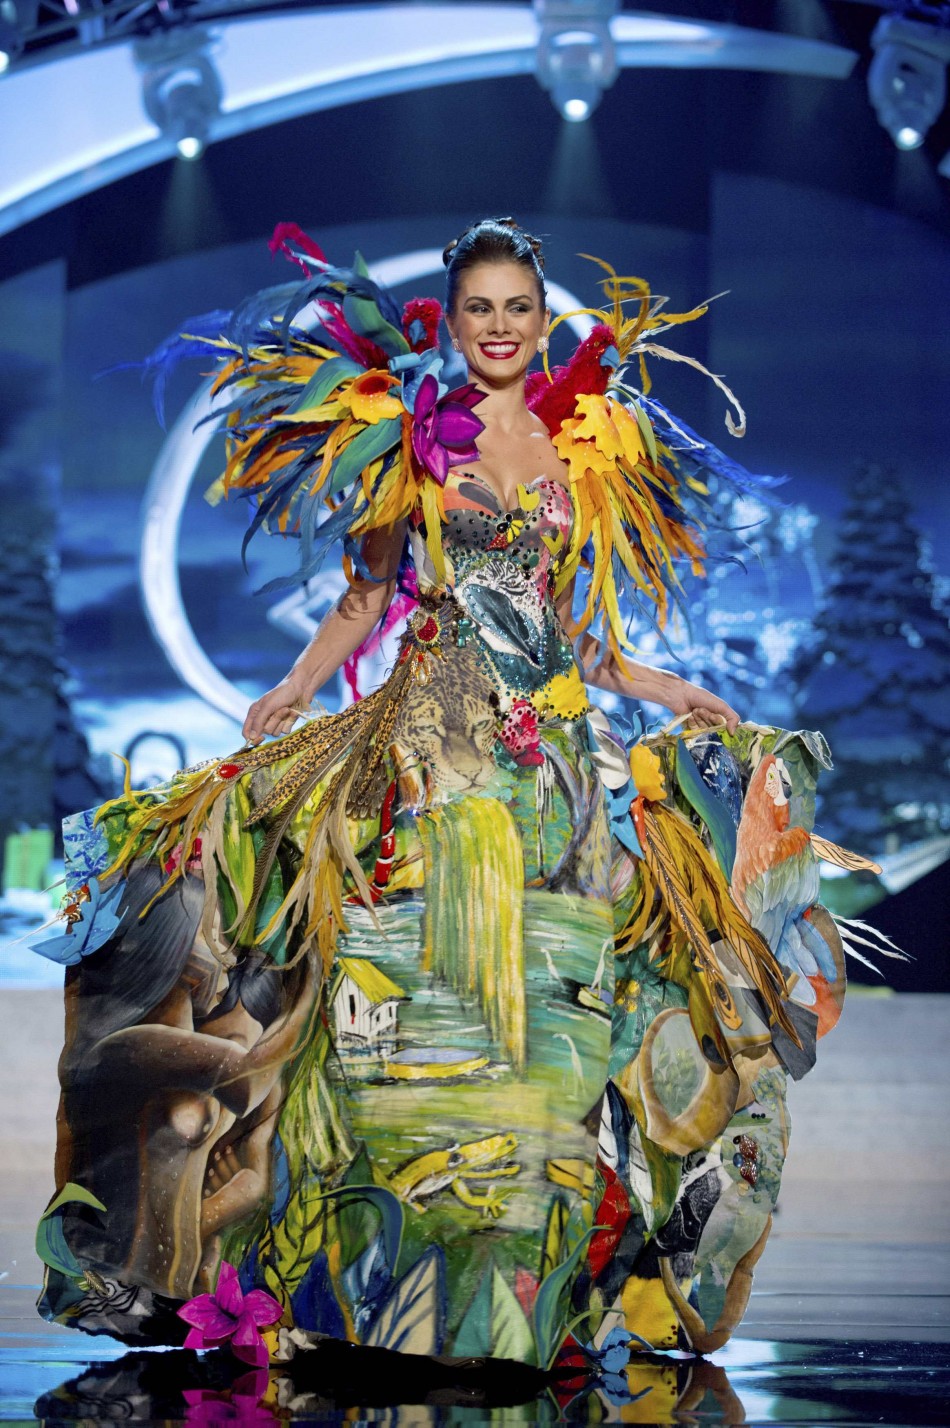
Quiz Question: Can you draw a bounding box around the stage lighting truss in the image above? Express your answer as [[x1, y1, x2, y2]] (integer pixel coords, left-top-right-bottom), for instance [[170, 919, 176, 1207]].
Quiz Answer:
[[0, 0, 36, 73], [136, 28, 221, 159], [868, 12, 950, 152], [534, 0, 619, 122]]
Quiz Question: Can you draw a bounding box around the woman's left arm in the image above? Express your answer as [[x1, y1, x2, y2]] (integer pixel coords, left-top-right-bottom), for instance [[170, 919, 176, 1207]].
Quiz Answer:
[[555, 581, 740, 733]]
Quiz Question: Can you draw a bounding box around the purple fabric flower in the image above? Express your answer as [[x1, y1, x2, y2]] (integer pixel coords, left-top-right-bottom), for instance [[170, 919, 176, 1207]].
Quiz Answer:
[[411, 375, 484, 484], [177, 1264, 282, 1368]]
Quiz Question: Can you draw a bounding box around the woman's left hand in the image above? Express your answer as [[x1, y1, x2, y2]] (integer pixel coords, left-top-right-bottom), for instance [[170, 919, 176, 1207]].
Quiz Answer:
[[665, 677, 741, 734]]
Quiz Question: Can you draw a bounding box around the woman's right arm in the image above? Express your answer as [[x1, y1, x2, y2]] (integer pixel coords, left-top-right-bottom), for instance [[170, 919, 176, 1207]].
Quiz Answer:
[[242, 518, 408, 743]]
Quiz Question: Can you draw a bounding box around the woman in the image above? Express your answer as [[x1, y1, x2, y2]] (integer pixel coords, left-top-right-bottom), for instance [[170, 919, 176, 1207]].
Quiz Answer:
[[38, 218, 852, 1376], [242, 225, 738, 748]]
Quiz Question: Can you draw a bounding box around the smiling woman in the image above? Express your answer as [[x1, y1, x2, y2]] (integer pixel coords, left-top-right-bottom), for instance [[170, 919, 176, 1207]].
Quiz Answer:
[[34, 217, 876, 1389]]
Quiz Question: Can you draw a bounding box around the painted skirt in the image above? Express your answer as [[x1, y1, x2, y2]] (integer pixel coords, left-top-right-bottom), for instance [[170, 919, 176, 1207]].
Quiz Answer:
[[37, 664, 847, 1364]]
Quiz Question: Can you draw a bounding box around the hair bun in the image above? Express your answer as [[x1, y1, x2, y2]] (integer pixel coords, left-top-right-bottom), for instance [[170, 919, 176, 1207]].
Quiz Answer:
[[495, 217, 546, 269]]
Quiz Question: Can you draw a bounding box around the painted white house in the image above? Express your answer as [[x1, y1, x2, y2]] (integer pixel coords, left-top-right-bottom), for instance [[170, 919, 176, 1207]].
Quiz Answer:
[[332, 956, 408, 1050]]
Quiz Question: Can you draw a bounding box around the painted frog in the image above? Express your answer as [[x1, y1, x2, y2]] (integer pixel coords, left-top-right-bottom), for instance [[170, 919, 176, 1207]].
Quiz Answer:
[[389, 1133, 520, 1219]]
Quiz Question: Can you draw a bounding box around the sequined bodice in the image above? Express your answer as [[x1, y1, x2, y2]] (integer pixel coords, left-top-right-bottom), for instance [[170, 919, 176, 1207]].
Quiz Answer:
[[408, 472, 589, 721], [442, 472, 572, 591]]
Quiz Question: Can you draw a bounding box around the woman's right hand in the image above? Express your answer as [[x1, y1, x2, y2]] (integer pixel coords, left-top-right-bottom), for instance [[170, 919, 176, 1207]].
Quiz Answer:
[[243, 674, 310, 745]]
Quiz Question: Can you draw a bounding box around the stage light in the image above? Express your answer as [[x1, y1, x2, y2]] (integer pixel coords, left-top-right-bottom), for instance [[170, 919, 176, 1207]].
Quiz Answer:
[[868, 14, 950, 153], [136, 30, 222, 160], [559, 88, 595, 122], [177, 134, 203, 161], [535, 0, 619, 122], [0, 0, 29, 74]]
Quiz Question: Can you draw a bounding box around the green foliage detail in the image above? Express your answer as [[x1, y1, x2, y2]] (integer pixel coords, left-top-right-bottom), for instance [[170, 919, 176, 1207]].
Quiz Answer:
[[36, 1183, 107, 1281]]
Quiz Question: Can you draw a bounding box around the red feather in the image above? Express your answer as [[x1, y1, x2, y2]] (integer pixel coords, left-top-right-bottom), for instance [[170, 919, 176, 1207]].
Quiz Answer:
[[526, 323, 616, 435], [321, 302, 389, 370], [268, 222, 327, 272]]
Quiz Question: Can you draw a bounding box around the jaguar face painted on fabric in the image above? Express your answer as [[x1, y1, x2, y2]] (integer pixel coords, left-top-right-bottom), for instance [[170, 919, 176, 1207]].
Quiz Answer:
[[392, 644, 500, 800]]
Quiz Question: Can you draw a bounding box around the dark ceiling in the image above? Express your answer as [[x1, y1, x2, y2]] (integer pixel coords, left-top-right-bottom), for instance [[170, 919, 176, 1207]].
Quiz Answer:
[[1, 1, 949, 286]]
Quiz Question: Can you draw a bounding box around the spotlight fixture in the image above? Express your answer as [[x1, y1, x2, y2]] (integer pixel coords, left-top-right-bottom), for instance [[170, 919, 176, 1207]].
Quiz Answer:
[[136, 30, 222, 160], [868, 13, 950, 152], [0, 0, 33, 74], [534, 0, 619, 122]]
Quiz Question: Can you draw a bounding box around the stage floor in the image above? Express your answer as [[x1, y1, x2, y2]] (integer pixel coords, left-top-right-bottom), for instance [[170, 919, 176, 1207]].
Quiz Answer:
[[3, 990, 948, 1423]]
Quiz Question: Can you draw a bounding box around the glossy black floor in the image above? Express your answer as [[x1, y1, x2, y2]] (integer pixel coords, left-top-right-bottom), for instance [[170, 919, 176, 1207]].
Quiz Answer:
[[0, 1332, 947, 1424]]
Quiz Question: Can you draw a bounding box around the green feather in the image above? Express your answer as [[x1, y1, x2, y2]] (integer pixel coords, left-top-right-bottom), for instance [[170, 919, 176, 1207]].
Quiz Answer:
[[328, 417, 403, 496], [287, 356, 364, 415], [344, 254, 409, 357], [36, 1183, 108, 1281]]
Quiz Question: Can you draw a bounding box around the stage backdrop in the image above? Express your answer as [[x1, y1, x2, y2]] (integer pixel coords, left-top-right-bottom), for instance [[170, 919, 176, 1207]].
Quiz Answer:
[[1, 189, 948, 984]]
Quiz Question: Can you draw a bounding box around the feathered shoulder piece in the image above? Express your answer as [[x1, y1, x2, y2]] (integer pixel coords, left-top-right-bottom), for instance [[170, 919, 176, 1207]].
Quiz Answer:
[[524, 257, 778, 660], [139, 233, 776, 630], [139, 223, 484, 590]]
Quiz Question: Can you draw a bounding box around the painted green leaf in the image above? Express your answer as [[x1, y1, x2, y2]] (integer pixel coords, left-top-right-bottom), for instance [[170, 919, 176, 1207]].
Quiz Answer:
[[452, 1265, 492, 1358], [533, 1227, 595, 1369], [490, 1266, 535, 1363], [36, 1183, 107, 1280], [327, 1183, 404, 1280], [675, 739, 737, 880], [540, 1192, 570, 1281]]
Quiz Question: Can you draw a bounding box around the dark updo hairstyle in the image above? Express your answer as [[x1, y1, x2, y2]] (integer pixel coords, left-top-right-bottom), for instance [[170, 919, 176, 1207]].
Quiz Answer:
[[442, 216, 547, 315]]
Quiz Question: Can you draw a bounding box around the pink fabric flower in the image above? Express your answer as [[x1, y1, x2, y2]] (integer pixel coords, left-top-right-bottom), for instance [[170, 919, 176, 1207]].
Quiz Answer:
[[410, 375, 484, 484], [177, 1264, 282, 1368]]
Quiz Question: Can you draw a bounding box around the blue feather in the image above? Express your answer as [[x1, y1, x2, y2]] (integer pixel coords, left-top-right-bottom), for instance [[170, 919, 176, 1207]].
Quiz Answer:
[[642, 396, 787, 503], [99, 309, 233, 429]]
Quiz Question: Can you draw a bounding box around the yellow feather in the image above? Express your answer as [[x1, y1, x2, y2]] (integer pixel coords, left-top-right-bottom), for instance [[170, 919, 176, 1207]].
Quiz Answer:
[[420, 478, 447, 584]]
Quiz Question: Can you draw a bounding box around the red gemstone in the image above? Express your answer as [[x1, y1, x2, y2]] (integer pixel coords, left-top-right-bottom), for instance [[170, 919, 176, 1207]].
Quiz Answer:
[[417, 616, 439, 642], [216, 762, 243, 779]]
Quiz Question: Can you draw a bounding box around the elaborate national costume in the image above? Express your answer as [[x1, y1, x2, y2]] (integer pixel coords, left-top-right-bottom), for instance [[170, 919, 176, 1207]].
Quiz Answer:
[[36, 227, 881, 1374]]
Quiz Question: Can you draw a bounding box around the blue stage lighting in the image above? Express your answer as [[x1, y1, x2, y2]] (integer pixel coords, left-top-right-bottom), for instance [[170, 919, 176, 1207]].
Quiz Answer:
[[868, 14, 950, 154], [535, 0, 618, 122], [136, 30, 222, 161]]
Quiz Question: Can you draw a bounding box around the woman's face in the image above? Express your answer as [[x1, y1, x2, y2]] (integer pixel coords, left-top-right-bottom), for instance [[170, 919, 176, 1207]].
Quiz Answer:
[[448, 261, 549, 387]]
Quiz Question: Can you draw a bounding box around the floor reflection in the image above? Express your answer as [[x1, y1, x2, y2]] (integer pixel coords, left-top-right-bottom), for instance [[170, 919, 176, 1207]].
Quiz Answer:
[[25, 1337, 950, 1424]]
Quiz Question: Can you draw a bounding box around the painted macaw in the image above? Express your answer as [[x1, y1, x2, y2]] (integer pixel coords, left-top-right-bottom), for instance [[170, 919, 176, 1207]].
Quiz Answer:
[[730, 754, 838, 1013]]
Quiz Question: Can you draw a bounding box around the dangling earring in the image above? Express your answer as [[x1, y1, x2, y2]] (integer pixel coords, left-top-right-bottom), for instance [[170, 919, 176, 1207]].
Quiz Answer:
[[538, 336, 549, 354], [451, 337, 461, 352]]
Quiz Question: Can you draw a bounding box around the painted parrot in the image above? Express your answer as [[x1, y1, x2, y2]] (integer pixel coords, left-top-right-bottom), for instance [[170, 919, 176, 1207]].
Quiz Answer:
[[730, 754, 838, 1012]]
